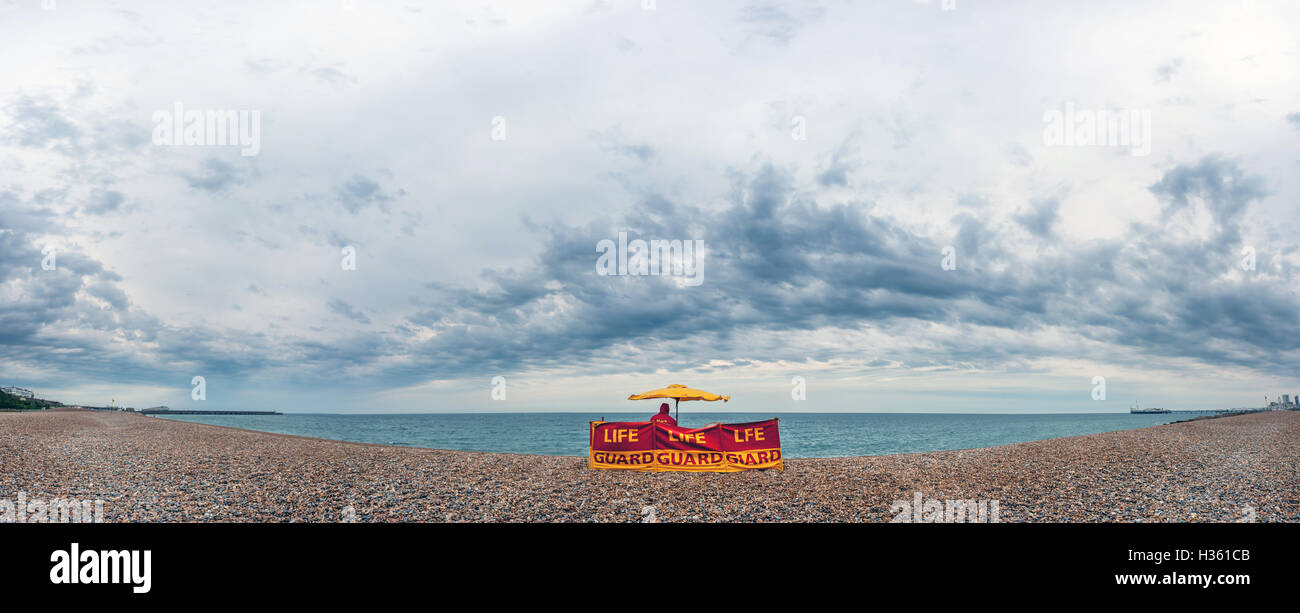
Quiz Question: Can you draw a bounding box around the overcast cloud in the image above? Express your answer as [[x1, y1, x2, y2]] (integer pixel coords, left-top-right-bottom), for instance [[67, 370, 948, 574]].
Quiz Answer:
[[1, 0, 1298, 413]]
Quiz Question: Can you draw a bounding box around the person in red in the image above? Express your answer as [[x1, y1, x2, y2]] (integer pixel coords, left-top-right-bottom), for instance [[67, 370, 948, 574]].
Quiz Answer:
[[649, 402, 676, 426]]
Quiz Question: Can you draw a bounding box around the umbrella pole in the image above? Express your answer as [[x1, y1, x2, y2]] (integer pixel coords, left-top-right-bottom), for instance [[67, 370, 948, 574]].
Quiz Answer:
[[675, 398, 679, 423]]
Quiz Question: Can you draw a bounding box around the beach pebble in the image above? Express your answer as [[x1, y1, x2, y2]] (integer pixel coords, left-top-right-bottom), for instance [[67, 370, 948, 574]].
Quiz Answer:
[[1, 409, 1296, 522]]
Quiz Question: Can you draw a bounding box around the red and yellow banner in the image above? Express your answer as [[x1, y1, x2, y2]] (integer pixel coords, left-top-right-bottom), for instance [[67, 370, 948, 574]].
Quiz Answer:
[[589, 419, 782, 472]]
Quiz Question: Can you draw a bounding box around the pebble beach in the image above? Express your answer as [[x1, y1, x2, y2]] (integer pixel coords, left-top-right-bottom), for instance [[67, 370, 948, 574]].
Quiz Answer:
[[2, 409, 1296, 522]]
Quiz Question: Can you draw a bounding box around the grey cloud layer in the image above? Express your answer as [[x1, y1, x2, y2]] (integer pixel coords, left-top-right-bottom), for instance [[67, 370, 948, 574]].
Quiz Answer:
[[1, 130, 1293, 392], [409, 157, 1294, 380], [1, 0, 1297, 408]]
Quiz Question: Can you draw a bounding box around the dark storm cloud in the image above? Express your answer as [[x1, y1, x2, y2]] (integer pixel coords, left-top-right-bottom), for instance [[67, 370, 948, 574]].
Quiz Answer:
[[404, 167, 987, 375], [82, 189, 125, 215], [1014, 197, 1060, 238], [0, 227, 136, 348], [385, 156, 1292, 384], [816, 133, 862, 188], [0, 206, 326, 387], [0, 229, 42, 283], [86, 281, 131, 310], [337, 174, 403, 214], [1, 90, 144, 157], [0, 0, 1292, 413], [0, 190, 57, 234], [0, 223, 397, 389], [182, 157, 250, 192], [816, 163, 848, 187], [328, 298, 372, 325], [1, 95, 81, 149], [1149, 154, 1266, 246], [3, 149, 1293, 391]]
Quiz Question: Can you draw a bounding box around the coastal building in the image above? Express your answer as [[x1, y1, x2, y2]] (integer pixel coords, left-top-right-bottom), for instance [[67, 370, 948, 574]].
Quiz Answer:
[[1, 386, 35, 399]]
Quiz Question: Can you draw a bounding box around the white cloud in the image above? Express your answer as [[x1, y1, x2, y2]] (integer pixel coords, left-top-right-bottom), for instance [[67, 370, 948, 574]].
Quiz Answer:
[[2, 0, 1297, 411]]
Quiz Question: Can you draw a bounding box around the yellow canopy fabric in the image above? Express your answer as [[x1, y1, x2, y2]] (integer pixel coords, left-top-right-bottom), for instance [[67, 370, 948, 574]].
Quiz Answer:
[[628, 384, 729, 403]]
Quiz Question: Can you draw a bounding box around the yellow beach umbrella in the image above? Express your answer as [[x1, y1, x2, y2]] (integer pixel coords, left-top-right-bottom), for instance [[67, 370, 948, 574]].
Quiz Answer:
[[628, 384, 729, 422]]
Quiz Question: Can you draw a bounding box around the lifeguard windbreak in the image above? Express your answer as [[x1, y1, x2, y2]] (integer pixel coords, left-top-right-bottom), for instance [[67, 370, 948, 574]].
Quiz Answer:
[[588, 419, 782, 472]]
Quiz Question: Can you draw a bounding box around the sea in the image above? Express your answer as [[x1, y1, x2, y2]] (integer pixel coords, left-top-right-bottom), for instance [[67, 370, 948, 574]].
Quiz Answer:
[[154, 412, 1185, 458]]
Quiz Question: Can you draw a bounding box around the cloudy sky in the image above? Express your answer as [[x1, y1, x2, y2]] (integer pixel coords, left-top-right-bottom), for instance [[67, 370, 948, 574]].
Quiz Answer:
[[2, 0, 1298, 413]]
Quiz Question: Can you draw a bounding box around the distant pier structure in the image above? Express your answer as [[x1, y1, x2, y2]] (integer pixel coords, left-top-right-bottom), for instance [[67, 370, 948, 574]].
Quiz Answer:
[[1130, 402, 1171, 414]]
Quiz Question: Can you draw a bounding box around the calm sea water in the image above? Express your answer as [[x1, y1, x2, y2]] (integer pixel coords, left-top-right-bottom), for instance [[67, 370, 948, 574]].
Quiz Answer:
[[154, 412, 1183, 458]]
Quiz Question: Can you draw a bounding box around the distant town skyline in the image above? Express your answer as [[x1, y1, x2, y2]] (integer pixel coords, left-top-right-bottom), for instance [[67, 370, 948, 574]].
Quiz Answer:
[[2, 1, 1298, 413]]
